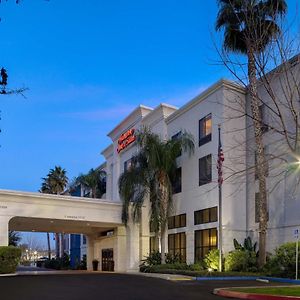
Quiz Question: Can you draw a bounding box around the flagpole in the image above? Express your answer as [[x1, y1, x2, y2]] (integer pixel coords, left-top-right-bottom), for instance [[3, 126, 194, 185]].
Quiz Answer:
[[218, 124, 223, 272]]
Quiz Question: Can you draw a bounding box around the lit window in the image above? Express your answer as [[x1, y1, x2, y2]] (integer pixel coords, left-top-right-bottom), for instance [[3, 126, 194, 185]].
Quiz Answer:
[[199, 114, 212, 146], [194, 207, 218, 225], [168, 232, 186, 262], [194, 228, 217, 262], [168, 214, 186, 229]]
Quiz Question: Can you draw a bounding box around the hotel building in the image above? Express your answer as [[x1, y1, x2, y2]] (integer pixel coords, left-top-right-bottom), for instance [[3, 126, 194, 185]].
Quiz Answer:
[[100, 58, 300, 265]]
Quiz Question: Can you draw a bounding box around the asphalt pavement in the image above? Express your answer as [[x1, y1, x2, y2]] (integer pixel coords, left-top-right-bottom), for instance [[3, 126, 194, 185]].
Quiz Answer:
[[0, 273, 291, 300]]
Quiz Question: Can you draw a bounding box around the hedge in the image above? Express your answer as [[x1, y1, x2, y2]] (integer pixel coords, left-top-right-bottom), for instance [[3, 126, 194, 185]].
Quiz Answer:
[[0, 246, 22, 274]]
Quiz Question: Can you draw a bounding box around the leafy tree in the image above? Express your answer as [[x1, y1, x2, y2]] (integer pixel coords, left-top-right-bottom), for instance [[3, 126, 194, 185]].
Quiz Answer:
[[119, 128, 194, 263], [40, 166, 68, 259], [216, 0, 287, 267], [75, 168, 106, 198]]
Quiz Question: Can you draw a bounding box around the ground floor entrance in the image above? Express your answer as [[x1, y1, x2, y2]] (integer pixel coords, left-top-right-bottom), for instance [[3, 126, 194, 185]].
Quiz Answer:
[[0, 189, 151, 272], [102, 248, 114, 271]]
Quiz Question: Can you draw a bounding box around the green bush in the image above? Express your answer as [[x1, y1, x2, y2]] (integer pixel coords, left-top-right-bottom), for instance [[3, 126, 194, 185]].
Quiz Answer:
[[204, 249, 220, 270], [165, 252, 182, 264], [44, 253, 70, 270], [0, 246, 21, 274], [225, 249, 257, 272], [264, 242, 300, 278]]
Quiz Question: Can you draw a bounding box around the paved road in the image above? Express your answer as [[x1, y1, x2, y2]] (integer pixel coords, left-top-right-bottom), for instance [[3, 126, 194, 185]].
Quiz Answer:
[[0, 273, 290, 300]]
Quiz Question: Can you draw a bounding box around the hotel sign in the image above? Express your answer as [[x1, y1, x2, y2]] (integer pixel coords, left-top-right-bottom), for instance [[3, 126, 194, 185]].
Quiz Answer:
[[117, 128, 136, 153]]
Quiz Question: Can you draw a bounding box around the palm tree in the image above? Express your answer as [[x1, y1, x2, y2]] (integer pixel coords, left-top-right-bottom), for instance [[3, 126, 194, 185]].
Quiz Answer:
[[75, 168, 106, 198], [40, 166, 68, 259], [9, 231, 21, 247], [119, 128, 194, 263], [216, 0, 287, 267]]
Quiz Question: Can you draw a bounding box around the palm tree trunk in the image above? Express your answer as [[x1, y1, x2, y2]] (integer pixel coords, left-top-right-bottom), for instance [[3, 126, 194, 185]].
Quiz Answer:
[[160, 229, 166, 264], [248, 47, 268, 268], [46, 232, 51, 260]]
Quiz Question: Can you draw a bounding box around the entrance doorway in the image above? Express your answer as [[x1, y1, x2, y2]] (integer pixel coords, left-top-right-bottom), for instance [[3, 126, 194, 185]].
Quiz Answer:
[[102, 249, 114, 271]]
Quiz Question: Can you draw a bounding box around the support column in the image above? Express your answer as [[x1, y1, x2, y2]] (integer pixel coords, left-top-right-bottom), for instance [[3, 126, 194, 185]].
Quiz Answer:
[[0, 216, 10, 246], [113, 226, 127, 272], [126, 220, 140, 272], [86, 235, 96, 271]]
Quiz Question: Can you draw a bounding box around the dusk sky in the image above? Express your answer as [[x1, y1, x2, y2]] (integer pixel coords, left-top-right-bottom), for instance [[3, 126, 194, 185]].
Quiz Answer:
[[0, 0, 298, 194]]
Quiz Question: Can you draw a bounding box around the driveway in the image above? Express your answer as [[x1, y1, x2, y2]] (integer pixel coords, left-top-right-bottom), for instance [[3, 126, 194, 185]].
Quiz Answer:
[[0, 273, 290, 300]]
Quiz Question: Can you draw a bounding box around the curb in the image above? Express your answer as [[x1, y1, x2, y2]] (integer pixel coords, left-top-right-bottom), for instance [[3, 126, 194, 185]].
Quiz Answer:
[[0, 273, 17, 277], [196, 276, 300, 284], [214, 287, 300, 300]]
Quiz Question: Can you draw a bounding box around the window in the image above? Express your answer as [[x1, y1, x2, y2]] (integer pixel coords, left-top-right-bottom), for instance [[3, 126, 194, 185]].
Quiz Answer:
[[124, 158, 133, 172], [172, 167, 182, 194], [199, 114, 212, 146], [168, 214, 186, 229], [194, 207, 218, 225], [168, 232, 186, 262], [254, 147, 269, 180], [255, 192, 269, 223], [259, 105, 269, 133], [82, 235, 86, 245], [172, 131, 182, 157], [199, 154, 212, 186], [195, 228, 217, 262]]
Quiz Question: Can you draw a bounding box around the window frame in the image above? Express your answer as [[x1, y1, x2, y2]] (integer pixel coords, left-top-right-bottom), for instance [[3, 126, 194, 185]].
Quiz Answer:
[[199, 114, 212, 146], [168, 232, 186, 262], [194, 228, 218, 262], [194, 206, 218, 225], [199, 154, 212, 186]]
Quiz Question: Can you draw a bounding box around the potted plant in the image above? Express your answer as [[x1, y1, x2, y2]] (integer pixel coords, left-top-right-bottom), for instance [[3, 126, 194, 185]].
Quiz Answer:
[[92, 259, 99, 271]]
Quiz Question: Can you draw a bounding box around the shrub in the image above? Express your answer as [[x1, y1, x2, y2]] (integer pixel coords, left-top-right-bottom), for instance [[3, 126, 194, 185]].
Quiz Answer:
[[139, 251, 161, 272], [0, 246, 21, 274], [44, 253, 70, 270], [165, 252, 181, 264], [264, 242, 300, 278], [225, 249, 257, 272], [204, 249, 220, 270]]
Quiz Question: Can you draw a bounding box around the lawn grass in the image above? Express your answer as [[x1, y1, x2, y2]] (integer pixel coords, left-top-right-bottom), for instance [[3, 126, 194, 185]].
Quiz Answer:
[[231, 287, 300, 297]]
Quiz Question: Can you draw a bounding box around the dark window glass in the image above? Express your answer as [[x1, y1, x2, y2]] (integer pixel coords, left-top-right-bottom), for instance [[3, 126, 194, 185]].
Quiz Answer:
[[172, 167, 182, 194], [168, 232, 186, 262], [194, 228, 217, 262], [199, 114, 212, 146], [199, 154, 212, 186], [124, 158, 133, 172], [82, 235, 86, 245], [172, 131, 182, 157], [194, 206, 218, 225], [168, 214, 186, 229]]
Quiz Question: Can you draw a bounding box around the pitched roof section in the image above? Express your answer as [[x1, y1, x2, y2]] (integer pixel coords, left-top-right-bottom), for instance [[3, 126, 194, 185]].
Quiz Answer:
[[107, 105, 153, 141]]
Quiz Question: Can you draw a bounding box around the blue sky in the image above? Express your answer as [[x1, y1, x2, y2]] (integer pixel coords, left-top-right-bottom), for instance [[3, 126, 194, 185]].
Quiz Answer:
[[0, 0, 228, 192], [0, 1, 299, 247]]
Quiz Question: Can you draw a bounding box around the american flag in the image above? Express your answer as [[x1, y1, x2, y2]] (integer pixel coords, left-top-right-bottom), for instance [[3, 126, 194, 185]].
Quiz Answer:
[[217, 126, 224, 186]]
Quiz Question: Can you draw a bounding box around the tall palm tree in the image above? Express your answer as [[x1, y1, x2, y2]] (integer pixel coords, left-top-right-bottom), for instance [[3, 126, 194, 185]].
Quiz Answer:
[[216, 0, 287, 267], [75, 168, 106, 198], [119, 128, 194, 263], [40, 166, 68, 259]]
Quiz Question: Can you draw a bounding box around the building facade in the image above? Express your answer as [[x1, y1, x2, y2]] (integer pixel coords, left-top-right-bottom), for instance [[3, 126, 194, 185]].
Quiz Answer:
[[101, 74, 300, 265]]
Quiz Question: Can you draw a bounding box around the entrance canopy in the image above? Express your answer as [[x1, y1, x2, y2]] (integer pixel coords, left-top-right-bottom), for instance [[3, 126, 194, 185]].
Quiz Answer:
[[0, 189, 123, 245]]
